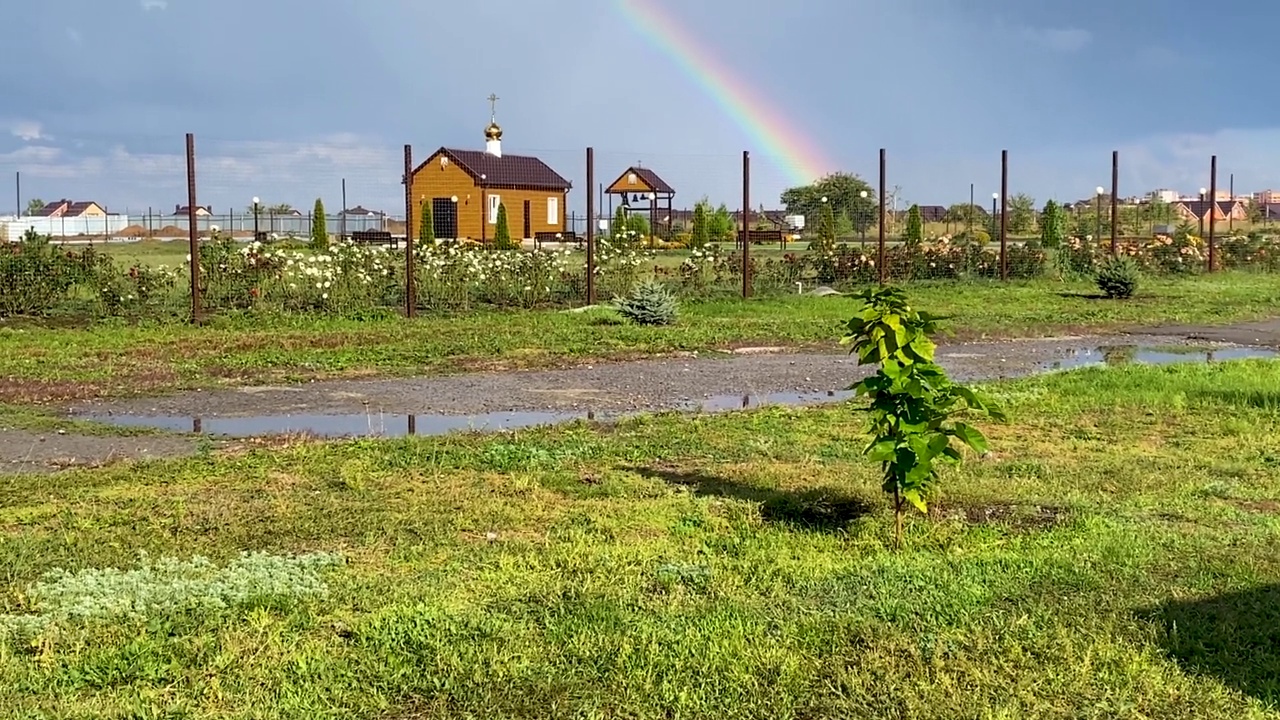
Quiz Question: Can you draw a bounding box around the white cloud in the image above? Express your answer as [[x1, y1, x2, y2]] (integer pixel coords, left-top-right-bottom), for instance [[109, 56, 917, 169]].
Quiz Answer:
[[0, 135, 403, 211], [1017, 26, 1092, 52], [140, 0, 167, 10], [7, 120, 48, 142]]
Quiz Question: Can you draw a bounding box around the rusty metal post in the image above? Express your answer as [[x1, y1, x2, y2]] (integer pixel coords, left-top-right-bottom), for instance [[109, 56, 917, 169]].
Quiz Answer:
[[742, 150, 751, 298], [403, 144, 416, 317], [185, 133, 201, 324], [1110, 150, 1119, 256], [586, 147, 596, 305], [1208, 154, 1217, 272], [877, 148, 887, 285], [1000, 149, 1008, 281]]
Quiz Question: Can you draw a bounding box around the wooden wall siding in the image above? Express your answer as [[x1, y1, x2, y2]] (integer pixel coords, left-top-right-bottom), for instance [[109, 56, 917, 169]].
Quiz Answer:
[[410, 153, 568, 241]]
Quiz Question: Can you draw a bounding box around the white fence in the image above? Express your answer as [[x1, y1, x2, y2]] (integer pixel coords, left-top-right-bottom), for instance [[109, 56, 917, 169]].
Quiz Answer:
[[0, 212, 398, 241], [0, 215, 131, 241]]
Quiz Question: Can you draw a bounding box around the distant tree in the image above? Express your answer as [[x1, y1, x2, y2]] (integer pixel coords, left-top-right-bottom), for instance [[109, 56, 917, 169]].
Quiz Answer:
[[310, 198, 329, 251], [903, 204, 924, 245], [708, 203, 735, 242], [1040, 200, 1064, 248], [1007, 193, 1037, 234], [611, 206, 628, 240], [690, 200, 710, 249], [268, 203, 293, 214], [25, 198, 44, 216], [419, 200, 435, 245], [811, 200, 837, 254], [1247, 201, 1265, 225], [943, 203, 985, 225], [493, 202, 515, 249], [780, 172, 875, 235], [625, 212, 650, 237]]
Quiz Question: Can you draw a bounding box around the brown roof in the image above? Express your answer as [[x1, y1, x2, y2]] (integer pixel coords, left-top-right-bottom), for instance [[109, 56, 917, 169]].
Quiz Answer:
[[36, 199, 102, 217], [417, 148, 571, 192], [609, 166, 675, 195]]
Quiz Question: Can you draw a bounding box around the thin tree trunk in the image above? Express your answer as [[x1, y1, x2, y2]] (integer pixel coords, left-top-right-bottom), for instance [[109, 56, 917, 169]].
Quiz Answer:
[[893, 486, 903, 549]]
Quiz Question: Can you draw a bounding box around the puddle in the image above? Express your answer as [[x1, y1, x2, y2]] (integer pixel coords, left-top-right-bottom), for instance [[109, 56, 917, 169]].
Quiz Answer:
[[1040, 344, 1276, 371], [76, 391, 858, 439], [75, 344, 1276, 439]]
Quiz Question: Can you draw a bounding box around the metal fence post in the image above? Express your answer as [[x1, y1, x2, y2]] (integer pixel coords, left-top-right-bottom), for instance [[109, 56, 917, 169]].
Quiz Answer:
[[1000, 149, 1008, 281], [877, 148, 887, 285], [586, 147, 596, 305], [742, 150, 751, 298], [1208, 155, 1217, 272], [403, 145, 416, 317], [185, 133, 201, 324], [1110, 150, 1119, 256]]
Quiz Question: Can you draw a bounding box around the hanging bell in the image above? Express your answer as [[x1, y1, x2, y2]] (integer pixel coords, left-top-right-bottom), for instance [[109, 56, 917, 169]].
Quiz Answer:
[[632, 194, 640, 202]]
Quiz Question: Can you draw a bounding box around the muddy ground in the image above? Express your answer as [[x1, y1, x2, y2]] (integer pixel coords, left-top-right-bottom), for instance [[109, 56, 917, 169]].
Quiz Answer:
[[3, 322, 1278, 474]]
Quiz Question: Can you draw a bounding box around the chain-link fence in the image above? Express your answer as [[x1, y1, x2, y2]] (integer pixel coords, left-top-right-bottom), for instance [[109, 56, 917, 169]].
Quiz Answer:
[[2, 139, 1277, 323]]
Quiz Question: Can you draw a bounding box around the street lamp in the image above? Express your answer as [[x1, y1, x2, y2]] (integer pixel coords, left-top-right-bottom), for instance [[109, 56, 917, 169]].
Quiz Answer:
[[1095, 186, 1104, 240], [991, 192, 999, 239], [1199, 187, 1207, 237], [859, 190, 868, 244], [252, 196, 260, 240]]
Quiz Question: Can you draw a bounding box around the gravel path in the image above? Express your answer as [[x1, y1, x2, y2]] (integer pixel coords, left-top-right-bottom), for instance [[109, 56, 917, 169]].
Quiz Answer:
[[2, 325, 1274, 474]]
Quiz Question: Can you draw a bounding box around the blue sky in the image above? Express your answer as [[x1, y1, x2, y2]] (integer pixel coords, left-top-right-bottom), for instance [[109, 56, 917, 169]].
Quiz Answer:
[[0, 0, 1274, 220]]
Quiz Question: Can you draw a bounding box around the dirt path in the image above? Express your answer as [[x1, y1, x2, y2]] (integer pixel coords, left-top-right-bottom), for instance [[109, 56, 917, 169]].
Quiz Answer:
[[3, 325, 1275, 474]]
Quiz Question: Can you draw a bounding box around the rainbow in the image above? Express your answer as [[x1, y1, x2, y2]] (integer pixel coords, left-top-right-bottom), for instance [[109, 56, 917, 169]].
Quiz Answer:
[[615, 0, 830, 187]]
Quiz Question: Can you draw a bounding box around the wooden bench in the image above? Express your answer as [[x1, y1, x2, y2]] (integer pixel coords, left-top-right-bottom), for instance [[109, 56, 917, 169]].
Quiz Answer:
[[350, 230, 398, 248], [534, 231, 580, 247], [738, 229, 786, 247]]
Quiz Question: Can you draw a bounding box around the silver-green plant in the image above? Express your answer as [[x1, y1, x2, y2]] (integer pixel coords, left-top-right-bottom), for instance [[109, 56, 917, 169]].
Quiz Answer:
[[0, 551, 344, 640], [613, 280, 679, 326]]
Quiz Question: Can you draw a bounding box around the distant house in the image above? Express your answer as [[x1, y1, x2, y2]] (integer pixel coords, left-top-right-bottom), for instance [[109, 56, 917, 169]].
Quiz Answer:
[[917, 205, 947, 223], [173, 204, 212, 216], [340, 205, 384, 217], [724, 209, 789, 229], [408, 118, 571, 242], [1172, 199, 1247, 223], [35, 199, 106, 217]]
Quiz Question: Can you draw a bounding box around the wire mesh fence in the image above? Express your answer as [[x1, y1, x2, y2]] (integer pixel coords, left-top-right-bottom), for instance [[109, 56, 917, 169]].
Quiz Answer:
[[3, 137, 1280, 323]]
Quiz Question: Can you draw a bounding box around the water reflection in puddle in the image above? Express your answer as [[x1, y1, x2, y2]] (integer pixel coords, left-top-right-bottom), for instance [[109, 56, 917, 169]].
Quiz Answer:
[[79, 344, 1277, 439], [1040, 344, 1276, 371], [79, 390, 857, 439]]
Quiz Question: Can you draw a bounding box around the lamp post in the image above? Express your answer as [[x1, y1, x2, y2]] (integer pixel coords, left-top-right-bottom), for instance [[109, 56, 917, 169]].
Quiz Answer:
[[252, 196, 260, 240], [1094, 186, 1105, 240], [991, 192, 998, 239], [859, 189, 868, 245], [450, 195, 458, 241], [1198, 187, 1207, 237]]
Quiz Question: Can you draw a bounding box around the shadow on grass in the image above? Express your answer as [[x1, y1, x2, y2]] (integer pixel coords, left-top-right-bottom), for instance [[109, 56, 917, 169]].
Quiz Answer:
[[1142, 584, 1280, 705], [629, 465, 873, 531], [1193, 389, 1280, 411], [1055, 291, 1110, 300]]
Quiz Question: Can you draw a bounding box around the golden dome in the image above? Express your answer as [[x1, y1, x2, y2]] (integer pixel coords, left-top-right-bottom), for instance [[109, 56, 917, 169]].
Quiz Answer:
[[484, 121, 502, 140]]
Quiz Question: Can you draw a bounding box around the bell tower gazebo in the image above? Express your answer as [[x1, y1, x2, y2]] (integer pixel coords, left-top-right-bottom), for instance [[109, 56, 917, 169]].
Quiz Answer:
[[605, 165, 675, 237]]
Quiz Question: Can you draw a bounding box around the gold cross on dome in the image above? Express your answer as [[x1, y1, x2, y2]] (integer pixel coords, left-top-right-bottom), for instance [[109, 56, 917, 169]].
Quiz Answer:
[[487, 93, 499, 120]]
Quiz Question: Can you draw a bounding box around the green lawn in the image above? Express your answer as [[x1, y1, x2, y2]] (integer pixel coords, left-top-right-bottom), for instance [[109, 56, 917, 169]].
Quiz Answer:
[[3, 360, 1280, 717], [3, 273, 1280, 402]]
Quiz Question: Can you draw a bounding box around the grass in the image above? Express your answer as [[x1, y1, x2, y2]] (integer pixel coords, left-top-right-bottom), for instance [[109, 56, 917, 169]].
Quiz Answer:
[[3, 359, 1280, 717], [3, 272, 1280, 402], [0, 403, 168, 436]]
